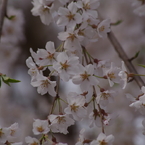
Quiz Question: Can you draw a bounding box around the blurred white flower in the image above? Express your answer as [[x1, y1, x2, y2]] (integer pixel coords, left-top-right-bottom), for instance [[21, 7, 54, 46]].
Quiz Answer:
[[25, 136, 40, 145]]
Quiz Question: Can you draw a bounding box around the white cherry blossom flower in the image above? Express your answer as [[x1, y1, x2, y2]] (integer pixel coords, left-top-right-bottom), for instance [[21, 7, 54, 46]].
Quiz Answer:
[[75, 129, 86, 145], [48, 114, 75, 134], [31, 74, 56, 96], [64, 92, 87, 121], [36, 41, 58, 66], [76, 0, 100, 20], [97, 19, 111, 38], [53, 52, 79, 81], [7, 123, 19, 142], [96, 89, 115, 107], [104, 62, 121, 87], [31, 0, 54, 25], [57, 2, 82, 29], [26, 57, 41, 81], [58, 29, 83, 51], [89, 109, 102, 127], [129, 86, 145, 115], [90, 133, 114, 145], [72, 64, 99, 91], [0, 126, 10, 143], [77, 21, 99, 46], [25, 136, 40, 145], [33, 119, 50, 135]]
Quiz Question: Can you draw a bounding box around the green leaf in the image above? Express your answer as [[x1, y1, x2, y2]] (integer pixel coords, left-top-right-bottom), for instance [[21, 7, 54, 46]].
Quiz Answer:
[[134, 51, 140, 58], [1, 75, 20, 86], [138, 64, 145, 68], [6, 15, 15, 20], [111, 20, 123, 26]]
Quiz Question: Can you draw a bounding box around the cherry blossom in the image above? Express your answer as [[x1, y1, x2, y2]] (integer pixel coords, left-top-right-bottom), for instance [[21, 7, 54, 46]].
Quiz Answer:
[[31, 0, 54, 25], [53, 52, 79, 81], [31, 74, 56, 96], [76, 0, 100, 20], [90, 133, 114, 145], [104, 62, 121, 87], [72, 64, 99, 91], [25, 136, 40, 145], [97, 19, 111, 38], [48, 114, 75, 134], [32, 119, 50, 135], [0, 126, 10, 143], [64, 92, 87, 121], [57, 2, 82, 29], [58, 29, 83, 51], [35, 41, 58, 66]]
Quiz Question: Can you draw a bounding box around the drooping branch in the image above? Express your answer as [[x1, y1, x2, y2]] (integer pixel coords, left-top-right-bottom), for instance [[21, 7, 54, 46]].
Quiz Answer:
[[0, 0, 8, 41], [108, 31, 145, 88]]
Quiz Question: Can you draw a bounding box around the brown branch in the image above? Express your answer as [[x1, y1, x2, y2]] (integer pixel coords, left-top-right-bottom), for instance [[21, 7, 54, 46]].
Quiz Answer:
[[107, 31, 145, 88], [0, 0, 8, 41]]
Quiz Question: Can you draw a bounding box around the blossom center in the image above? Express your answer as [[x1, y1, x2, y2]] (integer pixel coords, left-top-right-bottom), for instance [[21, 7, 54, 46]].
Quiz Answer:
[[0, 129, 4, 137], [70, 103, 79, 112], [68, 33, 76, 41], [10, 129, 15, 136], [67, 12, 75, 21], [57, 116, 66, 124], [37, 126, 44, 133], [42, 80, 49, 88], [80, 72, 90, 81], [83, 3, 90, 10], [78, 30, 85, 36], [60, 61, 70, 70], [108, 73, 115, 79], [99, 140, 107, 145], [31, 142, 39, 145], [47, 53, 54, 60], [99, 26, 105, 32]]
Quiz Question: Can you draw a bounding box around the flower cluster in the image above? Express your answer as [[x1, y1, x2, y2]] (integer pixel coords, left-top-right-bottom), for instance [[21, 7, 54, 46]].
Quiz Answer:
[[24, 0, 133, 144], [1, 0, 145, 145]]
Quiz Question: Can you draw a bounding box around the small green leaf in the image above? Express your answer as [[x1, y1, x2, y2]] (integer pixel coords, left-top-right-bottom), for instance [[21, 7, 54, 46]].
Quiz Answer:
[[111, 20, 123, 26], [7, 78, 21, 83], [138, 64, 145, 68], [134, 51, 140, 58], [6, 15, 15, 20], [1, 75, 20, 86]]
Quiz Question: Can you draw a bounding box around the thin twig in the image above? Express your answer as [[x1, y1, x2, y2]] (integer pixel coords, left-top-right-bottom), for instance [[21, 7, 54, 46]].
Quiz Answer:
[[108, 31, 145, 88], [0, 0, 8, 41]]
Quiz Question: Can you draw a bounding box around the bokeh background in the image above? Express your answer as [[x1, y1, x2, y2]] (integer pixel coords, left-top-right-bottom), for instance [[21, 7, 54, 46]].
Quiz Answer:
[[0, 0, 145, 145]]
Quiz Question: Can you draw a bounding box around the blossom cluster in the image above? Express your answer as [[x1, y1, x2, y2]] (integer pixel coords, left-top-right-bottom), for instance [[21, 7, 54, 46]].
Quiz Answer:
[[25, 0, 132, 144], [1, 0, 145, 145]]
